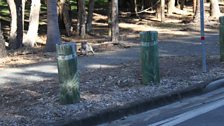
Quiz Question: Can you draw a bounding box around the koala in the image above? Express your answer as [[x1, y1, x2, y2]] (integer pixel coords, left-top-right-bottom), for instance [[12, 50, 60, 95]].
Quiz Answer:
[[80, 41, 95, 55]]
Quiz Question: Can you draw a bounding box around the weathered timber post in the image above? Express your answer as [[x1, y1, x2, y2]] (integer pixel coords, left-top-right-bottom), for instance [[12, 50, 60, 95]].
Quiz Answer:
[[219, 16, 224, 62], [140, 31, 160, 84], [56, 43, 80, 104]]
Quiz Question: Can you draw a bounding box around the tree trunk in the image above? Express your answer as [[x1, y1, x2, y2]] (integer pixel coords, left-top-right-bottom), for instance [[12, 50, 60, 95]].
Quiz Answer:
[[22, 0, 26, 31], [210, 0, 221, 19], [108, 0, 112, 37], [167, 0, 175, 15], [0, 23, 7, 58], [156, 0, 165, 21], [134, 0, 139, 17], [58, 0, 72, 36], [45, 0, 61, 52], [76, 0, 80, 34], [161, 0, 165, 22], [180, 0, 185, 10], [78, 0, 86, 38], [14, 0, 23, 49], [193, 0, 197, 13], [111, 0, 119, 43], [193, 0, 200, 22], [156, 1, 161, 19], [24, 0, 41, 47], [7, 0, 17, 49], [87, 0, 95, 33]]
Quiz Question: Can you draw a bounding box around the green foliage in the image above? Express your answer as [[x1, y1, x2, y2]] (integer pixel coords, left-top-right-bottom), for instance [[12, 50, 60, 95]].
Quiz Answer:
[[0, 0, 10, 20], [95, 0, 108, 6]]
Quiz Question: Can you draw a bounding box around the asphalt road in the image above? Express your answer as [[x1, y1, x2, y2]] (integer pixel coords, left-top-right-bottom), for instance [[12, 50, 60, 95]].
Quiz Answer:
[[99, 86, 224, 126], [0, 34, 219, 84]]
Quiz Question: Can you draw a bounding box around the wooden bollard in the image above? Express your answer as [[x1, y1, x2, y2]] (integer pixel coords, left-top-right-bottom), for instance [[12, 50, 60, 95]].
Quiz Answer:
[[219, 16, 224, 62], [56, 43, 80, 104], [140, 31, 160, 84]]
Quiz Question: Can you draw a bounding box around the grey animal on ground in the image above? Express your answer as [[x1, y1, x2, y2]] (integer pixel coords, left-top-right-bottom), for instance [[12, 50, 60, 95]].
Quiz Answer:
[[80, 41, 95, 55]]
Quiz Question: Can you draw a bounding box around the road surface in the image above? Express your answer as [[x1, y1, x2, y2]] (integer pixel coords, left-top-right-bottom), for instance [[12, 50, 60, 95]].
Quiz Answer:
[[99, 86, 224, 126], [0, 34, 219, 84]]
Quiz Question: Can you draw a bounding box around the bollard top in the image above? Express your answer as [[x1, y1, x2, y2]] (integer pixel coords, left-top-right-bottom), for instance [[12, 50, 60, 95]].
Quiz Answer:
[[140, 31, 158, 43], [219, 16, 224, 24], [56, 43, 77, 55]]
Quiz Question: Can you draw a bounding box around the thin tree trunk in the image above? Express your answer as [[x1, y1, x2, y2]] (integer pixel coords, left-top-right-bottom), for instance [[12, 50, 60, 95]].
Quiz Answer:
[[161, 0, 165, 22], [193, 0, 200, 22], [58, 0, 72, 36], [111, 0, 119, 43], [78, 0, 86, 38], [141, 0, 145, 10], [76, 0, 80, 33], [180, 0, 185, 10], [108, 0, 112, 37], [156, 0, 165, 21], [22, 0, 26, 31], [7, 0, 17, 48], [193, 0, 197, 13], [134, 0, 140, 17], [0, 23, 7, 57], [24, 0, 41, 47], [87, 0, 95, 33], [167, 0, 175, 15], [210, 0, 221, 19], [14, 0, 23, 49], [45, 0, 61, 52]]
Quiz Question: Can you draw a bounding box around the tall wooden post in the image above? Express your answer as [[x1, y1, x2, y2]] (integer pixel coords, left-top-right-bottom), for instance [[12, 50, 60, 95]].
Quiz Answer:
[[219, 16, 224, 61], [140, 31, 160, 84], [56, 43, 80, 104]]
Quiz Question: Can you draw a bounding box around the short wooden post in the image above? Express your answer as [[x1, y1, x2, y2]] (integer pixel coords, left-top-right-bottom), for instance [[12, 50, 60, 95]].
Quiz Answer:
[[140, 31, 160, 84], [219, 16, 224, 62], [56, 43, 80, 104]]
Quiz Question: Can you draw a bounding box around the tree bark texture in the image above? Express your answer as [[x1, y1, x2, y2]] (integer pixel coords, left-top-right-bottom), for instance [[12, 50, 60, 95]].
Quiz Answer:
[[78, 0, 86, 38], [87, 0, 95, 33], [180, 0, 185, 10], [167, 0, 175, 15], [133, 0, 139, 17], [111, 0, 119, 43], [156, 0, 165, 21], [0, 23, 7, 58], [24, 0, 41, 47], [161, 0, 165, 22], [193, 0, 197, 13], [22, 0, 26, 31], [210, 0, 221, 19], [193, 0, 200, 22], [7, 0, 17, 49], [58, 0, 72, 36], [14, 0, 23, 49], [108, 0, 112, 37], [46, 0, 61, 52]]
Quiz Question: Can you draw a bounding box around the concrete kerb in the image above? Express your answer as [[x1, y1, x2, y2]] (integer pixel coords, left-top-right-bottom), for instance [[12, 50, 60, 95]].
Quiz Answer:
[[203, 78, 224, 93], [55, 77, 224, 126]]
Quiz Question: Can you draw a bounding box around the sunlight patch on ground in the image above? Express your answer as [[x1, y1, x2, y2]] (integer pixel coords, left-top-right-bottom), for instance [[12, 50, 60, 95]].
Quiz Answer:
[[86, 64, 119, 69]]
